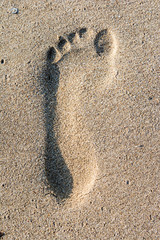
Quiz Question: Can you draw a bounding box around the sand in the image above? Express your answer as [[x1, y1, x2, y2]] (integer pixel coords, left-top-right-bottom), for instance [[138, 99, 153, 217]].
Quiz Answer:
[[1, 0, 160, 239]]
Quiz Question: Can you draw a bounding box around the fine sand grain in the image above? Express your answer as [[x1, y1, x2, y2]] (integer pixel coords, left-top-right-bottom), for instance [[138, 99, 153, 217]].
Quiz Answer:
[[1, 0, 160, 239]]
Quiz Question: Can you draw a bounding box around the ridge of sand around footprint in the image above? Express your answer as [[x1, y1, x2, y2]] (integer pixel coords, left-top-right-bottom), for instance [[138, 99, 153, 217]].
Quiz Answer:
[[40, 27, 118, 207]]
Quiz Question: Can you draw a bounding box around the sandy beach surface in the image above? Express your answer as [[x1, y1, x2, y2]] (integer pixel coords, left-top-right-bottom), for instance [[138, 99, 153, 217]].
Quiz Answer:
[[1, 0, 160, 239]]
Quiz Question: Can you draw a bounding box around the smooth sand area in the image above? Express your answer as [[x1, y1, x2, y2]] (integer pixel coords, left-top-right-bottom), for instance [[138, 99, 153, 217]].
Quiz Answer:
[[1, 0, 159, 239]]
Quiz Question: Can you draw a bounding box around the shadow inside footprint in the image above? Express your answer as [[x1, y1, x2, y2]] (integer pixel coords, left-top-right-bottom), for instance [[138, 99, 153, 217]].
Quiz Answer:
[[94, 29, 111, 56], [40, 47, 73, 202]]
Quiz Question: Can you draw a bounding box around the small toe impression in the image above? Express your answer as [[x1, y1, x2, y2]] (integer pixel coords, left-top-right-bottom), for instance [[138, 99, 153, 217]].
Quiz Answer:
[[47, 46, 62, 64], [94, 29, 112, 56], [79, 28, 87, 38], [68, 32, 76, 43], [58, 36, 67, 50], [47, 36, 72, 64], [47, 47, 57, 62], [57, 36, 71, 55]]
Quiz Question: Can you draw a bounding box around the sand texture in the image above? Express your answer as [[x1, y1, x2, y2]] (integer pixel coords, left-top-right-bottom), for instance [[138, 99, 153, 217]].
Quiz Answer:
[[1, 0, 160, 239]]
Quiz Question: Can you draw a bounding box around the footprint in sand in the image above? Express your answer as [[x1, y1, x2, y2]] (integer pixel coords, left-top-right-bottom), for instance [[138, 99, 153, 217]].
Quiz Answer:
[[43, 27, 118, 207]]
